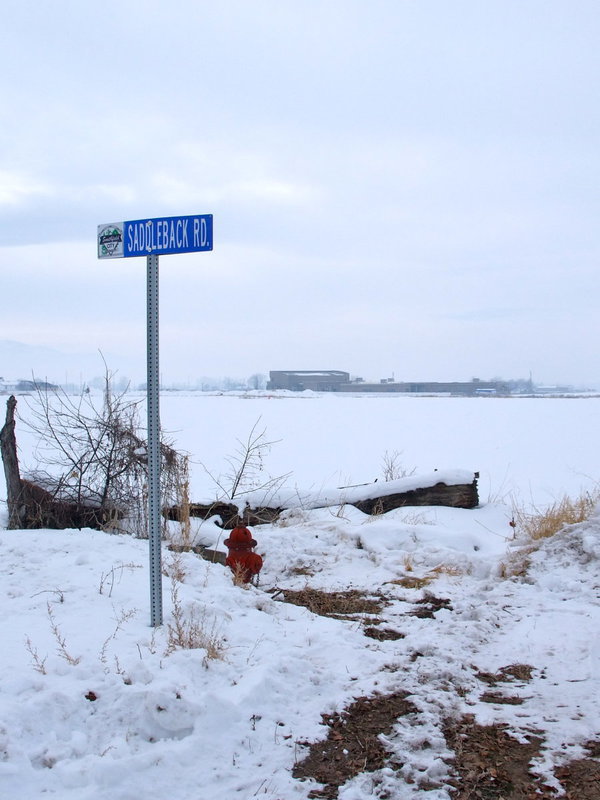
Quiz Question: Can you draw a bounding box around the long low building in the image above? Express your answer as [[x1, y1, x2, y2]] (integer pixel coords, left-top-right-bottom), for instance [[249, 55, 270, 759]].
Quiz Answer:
[[339, 380, 510, 395], [268, 371, 509, 395]]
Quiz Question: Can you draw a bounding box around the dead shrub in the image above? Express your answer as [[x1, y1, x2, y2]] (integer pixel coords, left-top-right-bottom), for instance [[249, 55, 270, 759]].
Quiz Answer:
[[13, 368, 188, 536], [381, 449, 416, 481]]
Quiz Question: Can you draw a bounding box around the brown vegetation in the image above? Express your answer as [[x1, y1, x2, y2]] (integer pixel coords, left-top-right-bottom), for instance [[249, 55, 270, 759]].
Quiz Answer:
[[269, 587, 388, 620], [514, 490, 599, 541]]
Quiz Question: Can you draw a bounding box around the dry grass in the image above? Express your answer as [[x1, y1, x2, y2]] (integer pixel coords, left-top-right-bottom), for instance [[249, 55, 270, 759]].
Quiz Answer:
[[98, 562, 142, 597], [166, 581, 226, 662], [162, 552, 187, 583], [25, 637, 47, 674], [389, 575, 433, 589], [498, 549, 535, 579], [500, 487, 599, 578], [172, 455, 193, 548], [46, 601, 81, 665], [513, 489, 599, 541], [370, 498, 385, 516], [429, 564, 465, 578], [288, 564, 315, 577], [388, 562, 465, 589], [231, 561, 251, 588]]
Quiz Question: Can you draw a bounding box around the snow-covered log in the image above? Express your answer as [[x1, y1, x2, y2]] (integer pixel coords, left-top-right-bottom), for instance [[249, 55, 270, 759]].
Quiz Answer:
[[167, 470, 479, 528]]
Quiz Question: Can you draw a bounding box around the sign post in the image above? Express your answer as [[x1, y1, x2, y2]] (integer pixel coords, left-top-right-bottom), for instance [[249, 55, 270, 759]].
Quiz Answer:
[[146, 252, 161, 625], [98, 214, 213, 626]]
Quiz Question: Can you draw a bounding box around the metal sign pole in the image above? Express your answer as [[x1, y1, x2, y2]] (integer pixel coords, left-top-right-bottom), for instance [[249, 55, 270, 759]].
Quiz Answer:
[[98, 213, 212, 627], [147, 252, 162, 626]]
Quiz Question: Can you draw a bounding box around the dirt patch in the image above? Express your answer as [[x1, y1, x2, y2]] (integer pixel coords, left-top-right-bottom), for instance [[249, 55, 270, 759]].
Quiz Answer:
[[445, 716, 600, 799], [293, 691, 416, 799], [553, 740, 600, 800], [480, 691, 526, 705], [363, 626, 405, 641], [409, 593, 452, 618], [271, 586, 452, 623], [444, 715, 555, 798], [387, 575, 433, 590], [270, 587, 388, 619], [476, 663, 535, 686], [583, 740, 600, 758], [555, 757, 600, 800], [293, 694, 600, 799]]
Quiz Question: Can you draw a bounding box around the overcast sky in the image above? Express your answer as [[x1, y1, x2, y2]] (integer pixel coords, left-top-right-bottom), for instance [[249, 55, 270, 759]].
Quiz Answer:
[[1, 1, 599, 386]]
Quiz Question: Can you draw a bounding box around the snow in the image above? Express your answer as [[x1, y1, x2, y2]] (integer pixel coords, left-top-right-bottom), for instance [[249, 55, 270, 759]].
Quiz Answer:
[[1, 392, 599, 798]]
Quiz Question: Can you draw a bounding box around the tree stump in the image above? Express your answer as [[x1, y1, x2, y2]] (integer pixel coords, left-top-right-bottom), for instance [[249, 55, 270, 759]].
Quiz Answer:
[[0, 395, 24, 529]]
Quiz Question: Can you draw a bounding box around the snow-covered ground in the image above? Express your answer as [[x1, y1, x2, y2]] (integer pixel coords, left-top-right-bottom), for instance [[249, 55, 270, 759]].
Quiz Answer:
[[1, 392, 599, 799]]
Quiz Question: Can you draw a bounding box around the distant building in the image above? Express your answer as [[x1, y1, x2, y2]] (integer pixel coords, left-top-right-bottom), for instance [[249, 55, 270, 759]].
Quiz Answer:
[[0, 378, 59, 394], [16, 379, 58, 392], [267, 370, 350, 392], [267, 371, 509, 395], [338, 380, 510, 395]]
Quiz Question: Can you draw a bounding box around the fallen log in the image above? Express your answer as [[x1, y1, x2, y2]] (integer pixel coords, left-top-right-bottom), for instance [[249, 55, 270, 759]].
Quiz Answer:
[[165, 501, 282, 529], [168, 543, 227, 566], [165, 470, 479, 529], [352, 477, 478, 515], [16, 478, 117, 530]]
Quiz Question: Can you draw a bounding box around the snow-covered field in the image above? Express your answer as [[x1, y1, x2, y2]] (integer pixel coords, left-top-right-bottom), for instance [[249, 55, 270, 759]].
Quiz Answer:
[[155, 392, 600, 509], [1, 393, 599, 799]]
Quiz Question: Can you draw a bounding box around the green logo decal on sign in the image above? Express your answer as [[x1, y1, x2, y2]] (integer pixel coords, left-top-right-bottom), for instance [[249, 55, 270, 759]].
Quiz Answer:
[[98, 224, 124, 258]]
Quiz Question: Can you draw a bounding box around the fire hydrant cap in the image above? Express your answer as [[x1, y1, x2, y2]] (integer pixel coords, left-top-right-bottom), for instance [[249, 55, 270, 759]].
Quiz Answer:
[[224, 526, 257, 549]]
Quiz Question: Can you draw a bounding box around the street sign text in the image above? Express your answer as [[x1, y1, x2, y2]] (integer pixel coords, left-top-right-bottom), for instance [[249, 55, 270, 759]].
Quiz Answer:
[[98, 214, 213, 258]]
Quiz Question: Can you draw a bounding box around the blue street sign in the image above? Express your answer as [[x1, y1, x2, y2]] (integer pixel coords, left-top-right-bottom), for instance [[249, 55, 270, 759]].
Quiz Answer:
[[98, 214, 213, 258]]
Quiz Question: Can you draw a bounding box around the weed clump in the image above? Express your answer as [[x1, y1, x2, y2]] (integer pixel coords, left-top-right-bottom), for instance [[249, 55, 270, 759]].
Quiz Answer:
[[514, 489, 599, 541], [165, 581, 225, 662], [500, 487, 599, 578]]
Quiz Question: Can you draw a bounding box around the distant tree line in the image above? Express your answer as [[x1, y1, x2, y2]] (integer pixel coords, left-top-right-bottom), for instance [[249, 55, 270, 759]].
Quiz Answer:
[[132, 373, 268, 392]]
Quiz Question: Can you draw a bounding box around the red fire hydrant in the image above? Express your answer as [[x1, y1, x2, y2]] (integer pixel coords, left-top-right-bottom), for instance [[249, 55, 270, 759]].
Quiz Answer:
[[224, 524, 263, 584]]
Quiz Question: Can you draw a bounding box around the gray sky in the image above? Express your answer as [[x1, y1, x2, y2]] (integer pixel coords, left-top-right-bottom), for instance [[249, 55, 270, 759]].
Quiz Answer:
[[1, 0, 599, 386]]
